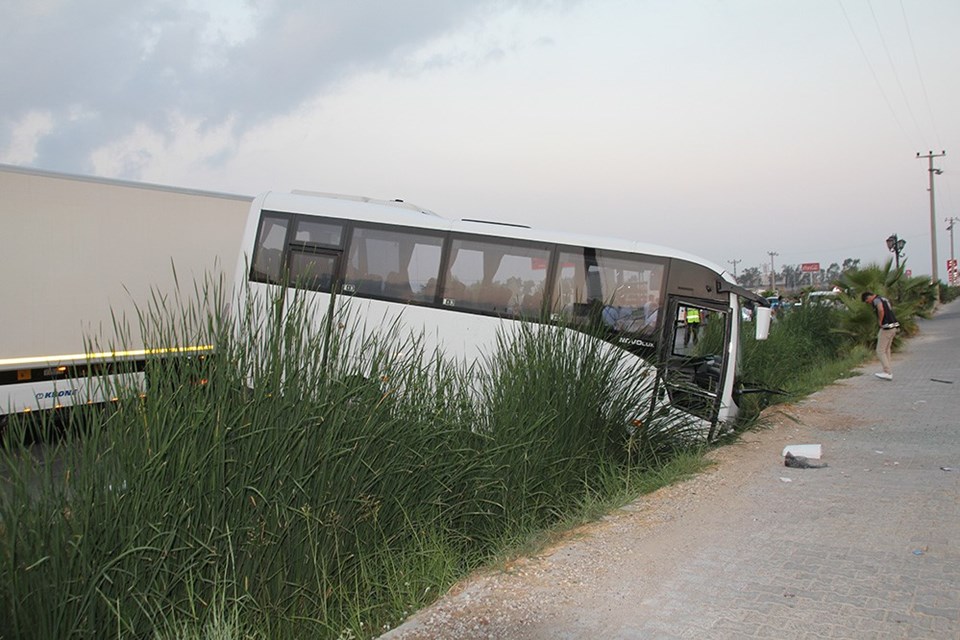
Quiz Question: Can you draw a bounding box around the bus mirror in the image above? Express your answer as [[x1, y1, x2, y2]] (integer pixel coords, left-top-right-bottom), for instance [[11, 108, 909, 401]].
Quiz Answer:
[[755, 306, 772, 340]]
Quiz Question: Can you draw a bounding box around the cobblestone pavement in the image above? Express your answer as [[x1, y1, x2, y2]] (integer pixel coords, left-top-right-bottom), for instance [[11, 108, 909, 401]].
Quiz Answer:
[[383, 300, 960, 639]]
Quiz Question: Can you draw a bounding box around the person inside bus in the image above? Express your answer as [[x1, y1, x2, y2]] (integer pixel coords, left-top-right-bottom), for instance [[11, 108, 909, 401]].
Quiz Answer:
[[643, 294, 660, 330], [601, 286, 644, 332], [383, 271, 413, 299], [683, 306, 701, 346]]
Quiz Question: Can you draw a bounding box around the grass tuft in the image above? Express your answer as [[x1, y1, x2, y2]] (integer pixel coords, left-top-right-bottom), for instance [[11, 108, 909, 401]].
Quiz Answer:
[[1, 278, 703, 639]]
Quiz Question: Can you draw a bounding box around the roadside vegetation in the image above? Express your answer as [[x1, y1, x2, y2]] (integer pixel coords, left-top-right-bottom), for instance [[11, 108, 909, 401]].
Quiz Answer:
[[719, 259, 946, 425], [1, 281, 700, 640], [1, 261, 948, 639]]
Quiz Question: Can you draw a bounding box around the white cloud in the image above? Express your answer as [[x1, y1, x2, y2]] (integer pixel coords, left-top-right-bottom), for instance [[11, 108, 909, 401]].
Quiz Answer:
[[0, 111, 54, 164], [1, 0, 558, 173], [89, 112, 238, 180]]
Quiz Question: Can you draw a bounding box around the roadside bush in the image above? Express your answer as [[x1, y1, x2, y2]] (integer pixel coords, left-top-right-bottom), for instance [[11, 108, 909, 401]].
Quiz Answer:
[[837, 260, 938, 347], [0, 280, 695, 639], [939, 284, 960, 303], [722, 260, 939, 423], [739, 302, 851, 393]]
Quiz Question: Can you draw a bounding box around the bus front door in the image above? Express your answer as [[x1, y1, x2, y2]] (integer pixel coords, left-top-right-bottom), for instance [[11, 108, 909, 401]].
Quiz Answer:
[[661, 297, 731, 424]]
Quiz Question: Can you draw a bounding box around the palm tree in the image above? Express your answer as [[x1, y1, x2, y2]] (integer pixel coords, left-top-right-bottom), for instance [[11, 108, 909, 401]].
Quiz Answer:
[[836, 260, 937, 348]]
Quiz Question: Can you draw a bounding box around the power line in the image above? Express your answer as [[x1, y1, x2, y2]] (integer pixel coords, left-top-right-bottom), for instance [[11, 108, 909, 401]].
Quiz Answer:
[[899, 0, 943, 148], [836, 0, 913, 146], [867, 0, 926, 144], [896, 1, 955, 225]]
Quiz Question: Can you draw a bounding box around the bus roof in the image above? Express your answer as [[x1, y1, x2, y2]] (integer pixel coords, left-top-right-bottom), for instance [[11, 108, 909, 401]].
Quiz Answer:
[[257, 190, 732, 282]]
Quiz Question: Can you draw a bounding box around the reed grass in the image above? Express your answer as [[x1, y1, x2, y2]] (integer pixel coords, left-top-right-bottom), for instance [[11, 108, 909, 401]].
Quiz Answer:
[[740, 303, 854, 394], [1, 277, 700, 639]]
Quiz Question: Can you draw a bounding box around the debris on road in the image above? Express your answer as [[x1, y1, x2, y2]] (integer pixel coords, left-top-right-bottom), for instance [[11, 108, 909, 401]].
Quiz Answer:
[[784, 452, 828, 469], [782, 444, 822, 459]]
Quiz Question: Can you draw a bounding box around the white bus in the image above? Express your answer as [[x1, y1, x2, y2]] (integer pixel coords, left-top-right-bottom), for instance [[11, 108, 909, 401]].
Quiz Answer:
[[236, 190, 770, 428]]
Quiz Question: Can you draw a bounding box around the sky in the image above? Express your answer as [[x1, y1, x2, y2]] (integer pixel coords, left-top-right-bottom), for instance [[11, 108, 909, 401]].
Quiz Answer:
[[3, 0, 959, 281]]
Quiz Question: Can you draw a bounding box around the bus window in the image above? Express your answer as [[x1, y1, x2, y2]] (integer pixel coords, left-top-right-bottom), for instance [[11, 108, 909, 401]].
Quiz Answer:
[[554, 248, 664, 336], [345, 226, 443, 303], [293, 219, 342, 246], [288, 249, 338, 292], [250, 214, 290, 283], [552, 250, 587, 318], [445, 237, 551, 315]]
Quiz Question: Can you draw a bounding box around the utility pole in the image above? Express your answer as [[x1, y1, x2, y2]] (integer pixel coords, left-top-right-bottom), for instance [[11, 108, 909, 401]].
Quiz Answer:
[[728, 259, 741, 279], [917, 150, 945, 294], [947, 216, 959, 285], [767, 251, 778, 293]]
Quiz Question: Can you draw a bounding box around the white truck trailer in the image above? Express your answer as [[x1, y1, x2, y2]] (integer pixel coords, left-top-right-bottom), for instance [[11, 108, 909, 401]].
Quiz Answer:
[[0, 164, 250, 419]]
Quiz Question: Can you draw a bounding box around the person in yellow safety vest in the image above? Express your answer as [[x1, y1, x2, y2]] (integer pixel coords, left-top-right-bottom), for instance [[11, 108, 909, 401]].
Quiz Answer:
[[684, 306, 701, 346]]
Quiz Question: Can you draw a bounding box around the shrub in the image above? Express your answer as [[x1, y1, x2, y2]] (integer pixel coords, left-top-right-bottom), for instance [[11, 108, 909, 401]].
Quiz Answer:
[[837, 260, 938, 347], [739, 302, 850, 391], [1, 279, 696, 639]]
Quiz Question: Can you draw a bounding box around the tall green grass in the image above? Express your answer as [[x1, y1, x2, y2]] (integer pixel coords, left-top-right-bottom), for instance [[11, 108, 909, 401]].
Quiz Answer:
[[1, 279, 698, 639], [740, 303, 850, 393]]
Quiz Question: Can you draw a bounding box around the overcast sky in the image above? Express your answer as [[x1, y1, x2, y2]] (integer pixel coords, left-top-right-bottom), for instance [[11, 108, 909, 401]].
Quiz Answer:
[[3, 0, 958, 278]]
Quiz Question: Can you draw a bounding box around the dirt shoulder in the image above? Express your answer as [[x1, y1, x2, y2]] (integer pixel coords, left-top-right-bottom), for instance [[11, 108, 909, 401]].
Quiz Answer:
[[381, 394, 842, 640]]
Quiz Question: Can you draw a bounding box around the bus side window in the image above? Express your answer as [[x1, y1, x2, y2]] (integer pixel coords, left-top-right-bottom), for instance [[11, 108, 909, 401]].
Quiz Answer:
[[553, 249, 588, 321], [346, 226, 443, 303], [445, 237, 551, 315], [294, 219, 342, 246], [551, 248, 664, 335], [288, 249, 338, 292], [250, 215, 290, 283]]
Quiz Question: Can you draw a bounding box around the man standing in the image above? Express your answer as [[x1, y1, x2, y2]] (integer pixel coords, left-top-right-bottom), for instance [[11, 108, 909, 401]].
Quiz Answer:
[[683, 306, 701, 346], [861, 291, 900, 380]]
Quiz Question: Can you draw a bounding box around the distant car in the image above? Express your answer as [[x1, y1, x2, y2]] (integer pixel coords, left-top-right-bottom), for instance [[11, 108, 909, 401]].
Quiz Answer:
[[805, 290, 842, 308]]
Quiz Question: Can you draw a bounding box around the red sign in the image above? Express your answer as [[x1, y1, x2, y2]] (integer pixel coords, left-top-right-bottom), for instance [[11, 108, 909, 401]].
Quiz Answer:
[[800, 262, 820, 273], [948, 259, 958, 285]]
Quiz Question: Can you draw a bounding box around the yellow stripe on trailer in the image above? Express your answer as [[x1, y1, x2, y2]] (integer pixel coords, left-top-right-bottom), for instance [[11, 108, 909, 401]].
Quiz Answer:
[[0, 345, 214, 369]]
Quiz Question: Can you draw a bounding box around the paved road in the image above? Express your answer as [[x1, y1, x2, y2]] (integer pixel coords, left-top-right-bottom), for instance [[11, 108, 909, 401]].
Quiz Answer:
[[384, 300, 960, 639]]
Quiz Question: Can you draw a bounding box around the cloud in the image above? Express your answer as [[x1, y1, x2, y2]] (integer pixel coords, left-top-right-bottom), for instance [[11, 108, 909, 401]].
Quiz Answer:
[[2, 111, 54, 164], [0, 0, 562, 173]]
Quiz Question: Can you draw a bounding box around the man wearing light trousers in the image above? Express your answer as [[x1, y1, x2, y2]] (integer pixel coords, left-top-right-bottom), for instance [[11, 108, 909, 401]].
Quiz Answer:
[[861, 291, 900, 380]]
